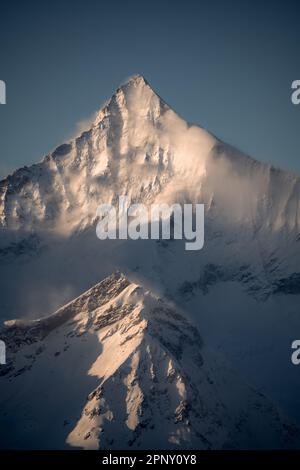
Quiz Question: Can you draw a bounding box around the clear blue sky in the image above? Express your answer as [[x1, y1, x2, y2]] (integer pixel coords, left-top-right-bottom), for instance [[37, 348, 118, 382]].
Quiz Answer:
[[0, 0, 300, 177]]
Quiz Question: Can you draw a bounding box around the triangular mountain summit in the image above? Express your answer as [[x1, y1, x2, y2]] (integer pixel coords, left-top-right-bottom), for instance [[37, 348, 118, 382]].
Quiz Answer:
[[0, 273, 299, 450]]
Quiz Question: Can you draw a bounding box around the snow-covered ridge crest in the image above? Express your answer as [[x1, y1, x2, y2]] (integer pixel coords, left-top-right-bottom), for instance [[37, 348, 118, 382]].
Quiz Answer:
[[0, 271, 299, 450], [0, 74, 215, 233], [1, 272, 130, 345]]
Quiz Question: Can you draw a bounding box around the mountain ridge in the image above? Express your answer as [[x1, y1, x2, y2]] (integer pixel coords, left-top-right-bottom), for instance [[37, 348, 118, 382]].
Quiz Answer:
[[1, 271, 299, 450]]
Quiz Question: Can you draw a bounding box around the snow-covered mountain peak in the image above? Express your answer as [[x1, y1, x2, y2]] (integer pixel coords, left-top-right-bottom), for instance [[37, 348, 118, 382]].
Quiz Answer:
[[93, 73, 167, 128], [1, 271, 299, 450], [120, 73, 149, 88], [0, 75, 217, 232]]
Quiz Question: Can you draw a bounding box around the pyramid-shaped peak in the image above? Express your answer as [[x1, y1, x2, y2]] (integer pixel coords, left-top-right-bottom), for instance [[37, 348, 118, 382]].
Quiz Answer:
[[117, 74, 158, 97], [93, 74, 167, 127], [123, 74, 149, 86]]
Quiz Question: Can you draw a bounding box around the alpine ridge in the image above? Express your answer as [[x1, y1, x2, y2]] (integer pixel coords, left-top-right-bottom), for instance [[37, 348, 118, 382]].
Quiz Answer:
[[0, 272, 299, 450]]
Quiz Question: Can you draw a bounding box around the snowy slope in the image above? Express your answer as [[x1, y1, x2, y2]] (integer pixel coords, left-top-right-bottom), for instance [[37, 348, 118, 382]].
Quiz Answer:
[[0, 272, 299, 450]]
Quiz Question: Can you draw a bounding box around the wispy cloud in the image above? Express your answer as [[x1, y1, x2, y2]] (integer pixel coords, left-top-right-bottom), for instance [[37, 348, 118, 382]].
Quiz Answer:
[[66, 111, 98, 142]]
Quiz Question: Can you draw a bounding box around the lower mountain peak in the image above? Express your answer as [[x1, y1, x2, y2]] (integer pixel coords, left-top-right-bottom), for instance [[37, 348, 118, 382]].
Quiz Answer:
[[0, 272, 299, 449]]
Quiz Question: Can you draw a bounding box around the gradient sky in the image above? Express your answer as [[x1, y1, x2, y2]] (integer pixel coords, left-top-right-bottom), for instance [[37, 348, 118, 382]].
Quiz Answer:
[[0, 0, 300, 178]]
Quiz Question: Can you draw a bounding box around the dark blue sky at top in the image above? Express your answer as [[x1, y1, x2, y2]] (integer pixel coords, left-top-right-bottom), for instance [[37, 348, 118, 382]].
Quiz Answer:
[[0, 0, 300, 177]]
